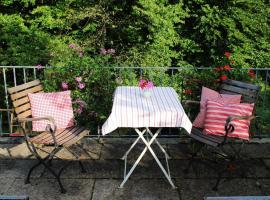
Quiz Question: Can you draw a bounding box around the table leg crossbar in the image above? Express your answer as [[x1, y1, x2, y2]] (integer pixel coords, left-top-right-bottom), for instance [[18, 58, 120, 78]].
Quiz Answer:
[[119, 128, 176, 189]]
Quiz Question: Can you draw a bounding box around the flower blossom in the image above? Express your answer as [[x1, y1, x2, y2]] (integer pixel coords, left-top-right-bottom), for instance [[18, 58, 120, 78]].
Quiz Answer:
[[79, 52, 83, 57], [75, 77, 82, 82], [220, 75, 228, 81], [69, 44, 76, 49], [61, 82, 69, 90], [248, 69, 255, 78], [78, 82, 85, 89], [36, 64, 43, 70], [107, 48, 116, 54], [224, 51, 231, 59], [74, 98, 87, 108], [139, 79, 154, 89], [184, 89, 192, 95], [75, 107, 83, 114], [223, 65, 232, 71], [100, 48, 107, 55], [215, 66, 223, 71]]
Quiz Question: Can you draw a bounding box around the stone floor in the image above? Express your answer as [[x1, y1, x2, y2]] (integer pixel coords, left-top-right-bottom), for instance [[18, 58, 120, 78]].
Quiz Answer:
[[0, 138, 270, 200]]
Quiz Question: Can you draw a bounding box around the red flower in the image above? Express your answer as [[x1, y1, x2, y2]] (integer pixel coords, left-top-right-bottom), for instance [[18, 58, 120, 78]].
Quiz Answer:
[[184, 89, 192, 95], [215, 66, 223, 71], [223, 65, 232, 71], [248, 69, 255, 78], [220, 75, 228, 81], [224, 51, 231, 59]]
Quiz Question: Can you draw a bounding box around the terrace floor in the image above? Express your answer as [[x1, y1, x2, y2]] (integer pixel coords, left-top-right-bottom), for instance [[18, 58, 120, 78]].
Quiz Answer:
[[0, 138, 270, 200]]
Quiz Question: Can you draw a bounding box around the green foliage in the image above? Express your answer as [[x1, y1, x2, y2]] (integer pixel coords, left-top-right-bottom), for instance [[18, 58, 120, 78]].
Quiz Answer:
[[1, 0, 270, 134]]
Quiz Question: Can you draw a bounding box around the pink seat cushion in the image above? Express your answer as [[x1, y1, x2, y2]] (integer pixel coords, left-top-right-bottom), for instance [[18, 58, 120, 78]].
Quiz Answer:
[[28, 91, 75, 131], [203, 101, 254, 140], [193, 87, 241, 128]]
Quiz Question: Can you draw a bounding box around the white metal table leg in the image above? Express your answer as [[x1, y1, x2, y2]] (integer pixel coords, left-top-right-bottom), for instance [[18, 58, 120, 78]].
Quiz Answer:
[[121, 129, 146, 160], [146, 128, 171, 159], [119, 129, 157, 188], [138, 129, 176, 189], [119, 128, 176, 189]]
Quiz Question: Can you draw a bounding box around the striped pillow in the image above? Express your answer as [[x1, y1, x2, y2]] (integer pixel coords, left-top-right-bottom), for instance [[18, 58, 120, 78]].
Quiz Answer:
[[193, 87, 241, 128], [203, 101, 254, 140]]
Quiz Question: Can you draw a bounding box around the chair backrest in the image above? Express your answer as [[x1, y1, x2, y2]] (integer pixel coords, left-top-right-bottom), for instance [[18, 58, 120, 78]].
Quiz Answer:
[[219, 79, 261, 104], [7, 80, 44, 120]]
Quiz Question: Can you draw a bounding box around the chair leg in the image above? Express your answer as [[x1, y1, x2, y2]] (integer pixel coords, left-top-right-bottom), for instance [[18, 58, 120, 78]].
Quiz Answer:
[[212, 171, 223, 191], [184, 142, 204, 173], [25, 160, 42, 184], [40, 159, 66, 193]]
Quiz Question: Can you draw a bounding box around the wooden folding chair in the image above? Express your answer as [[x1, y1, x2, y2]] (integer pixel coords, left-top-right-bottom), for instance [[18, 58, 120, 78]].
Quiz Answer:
[[7, 80, 89, 193], [183, 79, 261, 191]]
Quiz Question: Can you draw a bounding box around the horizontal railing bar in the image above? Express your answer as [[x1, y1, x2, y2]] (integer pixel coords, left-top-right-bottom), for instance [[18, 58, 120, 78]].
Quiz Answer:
[[1, 66, 270, 71]]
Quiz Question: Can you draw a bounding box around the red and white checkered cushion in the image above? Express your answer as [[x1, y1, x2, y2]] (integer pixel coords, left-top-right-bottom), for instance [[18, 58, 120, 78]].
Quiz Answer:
[[28, 91, 75, 131], [203, 101, 254, 140], [193, 87, 241, 128]]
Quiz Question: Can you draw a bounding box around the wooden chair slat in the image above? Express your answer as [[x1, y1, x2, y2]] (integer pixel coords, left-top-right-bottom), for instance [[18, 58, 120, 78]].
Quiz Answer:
[[10, 85, 43, 101], [220, 84, 257, 98], [8, 80, 41, 94], [15, 103, 31, 114], [222, 79, 261, 91], [13, 97, 30, 108], [17, 110, 32, 119], [64, 129, 89, 147], [57, 127, 86, 145], [219, 90, 257, 103]]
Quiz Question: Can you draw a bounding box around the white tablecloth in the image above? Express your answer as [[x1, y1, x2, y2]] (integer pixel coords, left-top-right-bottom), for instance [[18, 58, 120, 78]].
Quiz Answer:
[[102, 86, 192, 135]]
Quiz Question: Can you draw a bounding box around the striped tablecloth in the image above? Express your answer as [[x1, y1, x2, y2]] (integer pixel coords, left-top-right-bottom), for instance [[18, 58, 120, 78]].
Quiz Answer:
[[102, 86, 192, 135]]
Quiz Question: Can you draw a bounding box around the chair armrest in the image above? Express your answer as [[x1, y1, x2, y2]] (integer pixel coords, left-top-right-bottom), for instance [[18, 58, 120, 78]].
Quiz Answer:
[[18, 116, 58, 146], [0, 108, 14, 112], [18, 116, 57, 131]]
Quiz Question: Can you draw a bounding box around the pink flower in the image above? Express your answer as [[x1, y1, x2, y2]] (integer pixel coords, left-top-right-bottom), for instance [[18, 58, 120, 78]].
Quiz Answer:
[[139, 79, 148, 89], [79, 52, 83, 57], [74, 98, 87, 108], [61, 82, 69, 90], [36, 64, 43, 70], [75, 107, 83, 114], [100, 48, 107, 55], [78, 82, 85, 89], [139, 79, 154, 89], [75, 77, 82, 82], [107, 48, 116, 54], [145, 81, 154, 89], [69, 44, 76, 49]]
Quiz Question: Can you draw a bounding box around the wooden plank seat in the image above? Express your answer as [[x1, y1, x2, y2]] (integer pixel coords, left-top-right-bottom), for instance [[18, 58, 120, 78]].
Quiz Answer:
[[30, 126, 88, 147], [7, 80, 89, 193]]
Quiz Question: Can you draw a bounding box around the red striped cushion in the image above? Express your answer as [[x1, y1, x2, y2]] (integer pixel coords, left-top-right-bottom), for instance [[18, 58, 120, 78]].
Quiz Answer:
[[203, 101, 254, 140], [193, 87, 241, 128]]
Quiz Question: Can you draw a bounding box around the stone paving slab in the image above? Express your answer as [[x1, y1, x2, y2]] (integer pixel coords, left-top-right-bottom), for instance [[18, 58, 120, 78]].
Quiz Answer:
[[0, 178, 15, 195], [176, 178, 263, 200], [92, 179, 180, 200], [4, 178, 94, 200]]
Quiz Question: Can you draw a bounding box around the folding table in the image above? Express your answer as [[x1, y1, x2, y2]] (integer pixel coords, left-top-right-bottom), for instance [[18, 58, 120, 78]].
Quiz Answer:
[[102, 86, 192, 188]]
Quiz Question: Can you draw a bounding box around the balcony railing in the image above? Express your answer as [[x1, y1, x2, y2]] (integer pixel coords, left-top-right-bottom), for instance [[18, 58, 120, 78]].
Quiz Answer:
[[1, 66, 270, 139]]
